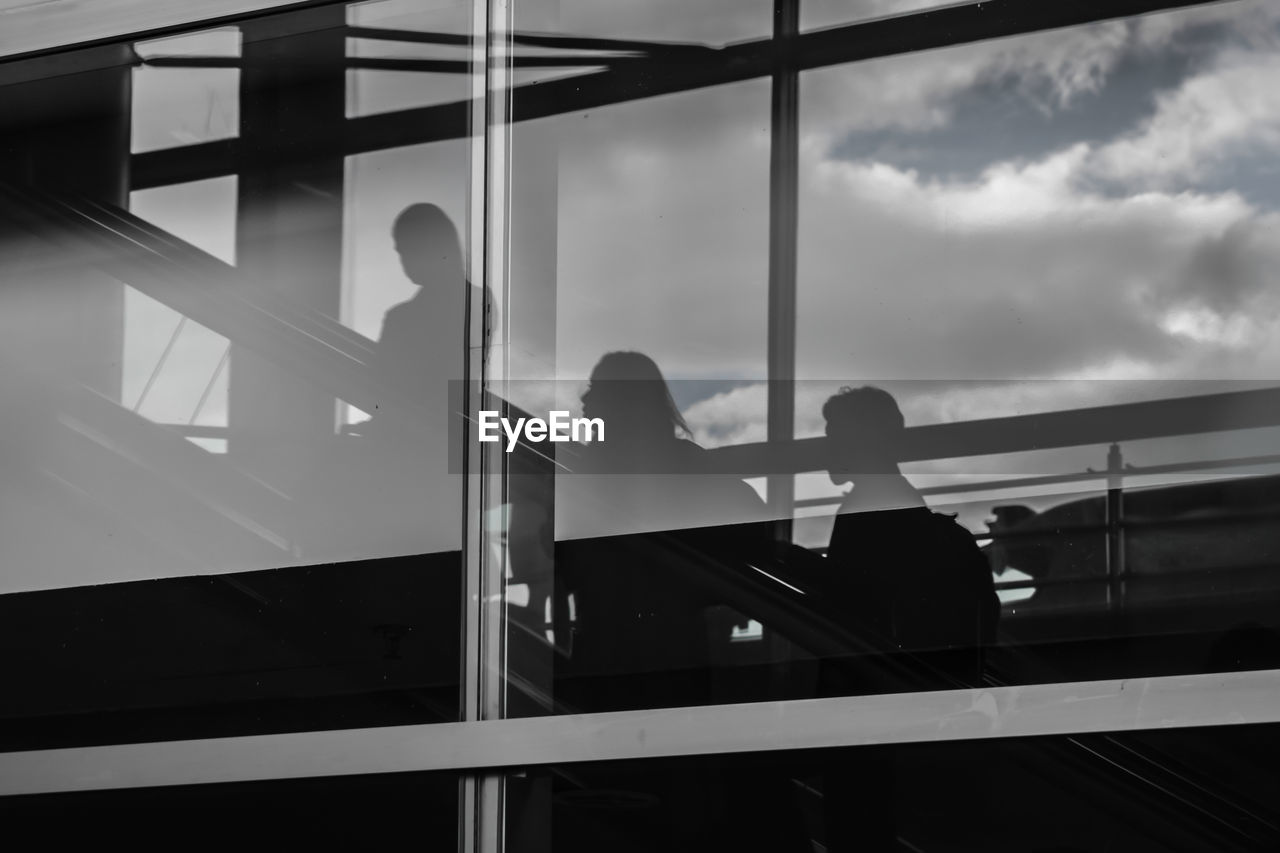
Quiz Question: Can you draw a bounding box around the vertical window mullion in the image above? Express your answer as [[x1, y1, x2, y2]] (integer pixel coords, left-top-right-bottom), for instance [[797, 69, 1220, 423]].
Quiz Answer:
[[461, 0, 510, 849], [767, 0, 801, 540]]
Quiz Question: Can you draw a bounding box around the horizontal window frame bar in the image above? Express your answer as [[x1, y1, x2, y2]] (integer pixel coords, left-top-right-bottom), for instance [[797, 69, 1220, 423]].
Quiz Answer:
[[706, 386, 1280, 476], [2, 668, 1277, 797], [796, 452, 1280, 507]]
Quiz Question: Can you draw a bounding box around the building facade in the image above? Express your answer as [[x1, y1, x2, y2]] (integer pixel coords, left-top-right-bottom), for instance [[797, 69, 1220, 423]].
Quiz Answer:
[[2, 0, 1280, 849]]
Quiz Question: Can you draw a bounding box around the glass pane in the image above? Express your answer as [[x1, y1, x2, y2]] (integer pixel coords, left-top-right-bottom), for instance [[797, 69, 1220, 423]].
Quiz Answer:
[[128, 177, 237, 452], [504, 724, 1280, 852], [498, 0, 775, 719], [795, 0, 1280, 694], [0, 1, 473, 749], [346, 0, 472, 118], [131, 29, 240, 154], [496, 0, 1280, 718]]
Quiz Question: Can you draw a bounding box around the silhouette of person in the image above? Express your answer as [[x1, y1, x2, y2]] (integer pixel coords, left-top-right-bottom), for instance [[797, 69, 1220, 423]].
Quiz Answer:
[[553, 352, 769, 711], [563, 351, 767, 548], [362, 202, 490, 437], [818, 387, 999, 853], [546, 353, 806, 851], [301, 204, 487, 563], [822, 385, 998, 679]]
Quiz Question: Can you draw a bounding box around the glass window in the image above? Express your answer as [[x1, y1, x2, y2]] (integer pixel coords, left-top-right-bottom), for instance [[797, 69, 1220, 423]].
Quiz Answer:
[[794, 0, 1280, 688], [495, 0, 1280, 718], [131, 29, 240, 154], [128, 177, 237, 453], [496, 0, 778, 718], [346, 0, 473, 118], [0, 2, 473, 748], [3, 3, 1277, 843]]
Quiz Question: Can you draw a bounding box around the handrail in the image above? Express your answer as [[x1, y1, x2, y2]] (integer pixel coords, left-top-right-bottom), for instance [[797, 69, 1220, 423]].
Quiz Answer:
[[705, 385, 1280, 476], [796, 452, 1280, 507], [75, 192, 377, 357]]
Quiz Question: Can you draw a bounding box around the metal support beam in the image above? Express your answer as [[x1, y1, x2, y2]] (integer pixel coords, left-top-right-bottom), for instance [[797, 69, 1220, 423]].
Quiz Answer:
[[462, 0, 511, 850], [228, 5, 346, 476], [6, 669, 1280, 796], [766, 0, 799, 536], [0, 45, 130, 402], [1105, 442, 1127, 611]]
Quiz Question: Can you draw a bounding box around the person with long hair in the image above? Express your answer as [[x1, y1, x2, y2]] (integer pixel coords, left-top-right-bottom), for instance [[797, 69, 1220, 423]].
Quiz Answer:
[[553, 352, 768, 706], [561, 350, 762, 536], [551, 352, 804, 849]]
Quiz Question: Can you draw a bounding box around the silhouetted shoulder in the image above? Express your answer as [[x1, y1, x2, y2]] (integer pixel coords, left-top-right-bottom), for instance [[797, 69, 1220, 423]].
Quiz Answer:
[[828, 506, 997, 654], [377, 292, 429, 338]]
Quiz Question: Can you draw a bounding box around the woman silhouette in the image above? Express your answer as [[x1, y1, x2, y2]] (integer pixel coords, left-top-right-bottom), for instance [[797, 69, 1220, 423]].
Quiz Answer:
[[560, 351, 764, 539], [553, 352, 768, 710], [548, 353, 808, 851]]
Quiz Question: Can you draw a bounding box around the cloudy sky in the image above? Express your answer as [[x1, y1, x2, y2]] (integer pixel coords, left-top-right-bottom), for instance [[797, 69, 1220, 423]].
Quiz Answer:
[[547, 0, 1280, 381]]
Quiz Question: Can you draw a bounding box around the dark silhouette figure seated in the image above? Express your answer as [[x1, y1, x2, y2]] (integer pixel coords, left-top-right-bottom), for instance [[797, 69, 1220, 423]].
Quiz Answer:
[[823, 386, 999, 688]]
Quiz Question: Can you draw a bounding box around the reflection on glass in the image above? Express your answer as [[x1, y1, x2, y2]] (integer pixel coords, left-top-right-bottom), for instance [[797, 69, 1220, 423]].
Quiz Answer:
[[499, 0, 1280, 718], [346, 0, 472, 118], [794, 0, 1280, 669], [500, 11, 775, 713], [129, 177, 237, 452], [820, 386, 998, 688], [0, 3, 471, 747], [131, 30, 240, 153]]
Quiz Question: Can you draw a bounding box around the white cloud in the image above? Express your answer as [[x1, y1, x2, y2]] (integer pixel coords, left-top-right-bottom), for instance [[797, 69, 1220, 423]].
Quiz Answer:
[[1095, 48, 1280, 187], [684, 382, 768, 447], [793, 143, 1273, 381]]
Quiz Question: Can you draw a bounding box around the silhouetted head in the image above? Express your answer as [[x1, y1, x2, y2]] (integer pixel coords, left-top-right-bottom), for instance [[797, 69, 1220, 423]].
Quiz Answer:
[[393, 203, 463, 287], [823, 385, 905, 484], [582, 352, 690, 447]]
